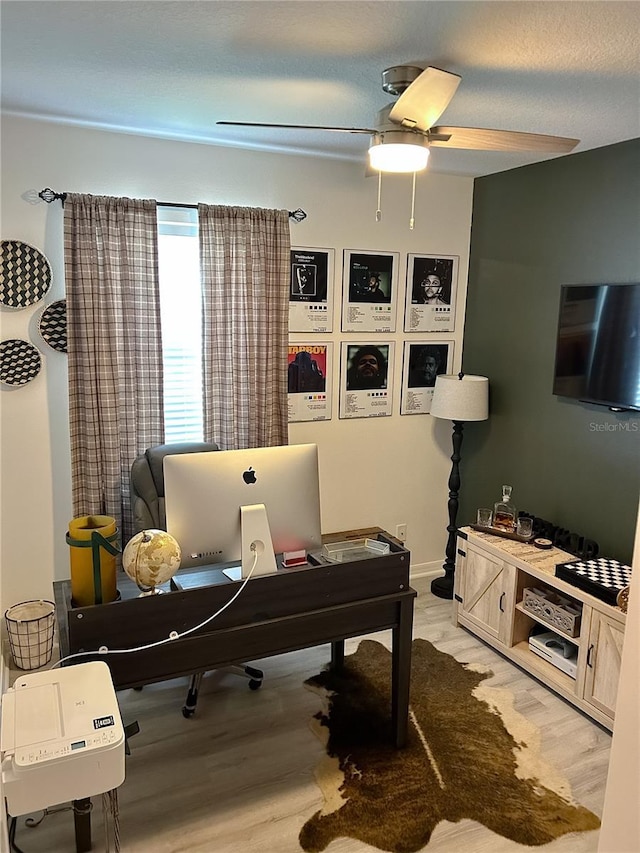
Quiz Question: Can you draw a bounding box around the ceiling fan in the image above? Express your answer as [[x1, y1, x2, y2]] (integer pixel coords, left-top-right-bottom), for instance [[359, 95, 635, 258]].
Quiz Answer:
[[217, 64, 579, 174]]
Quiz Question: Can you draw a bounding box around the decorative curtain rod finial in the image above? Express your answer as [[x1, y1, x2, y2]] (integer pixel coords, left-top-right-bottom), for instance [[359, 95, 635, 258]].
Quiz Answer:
[[39, 188, 67, 204], [289, 208, 307, 223]]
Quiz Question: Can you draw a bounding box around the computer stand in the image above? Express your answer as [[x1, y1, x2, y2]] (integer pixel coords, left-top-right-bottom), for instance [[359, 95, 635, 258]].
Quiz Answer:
[[240, 503, 277, 577]]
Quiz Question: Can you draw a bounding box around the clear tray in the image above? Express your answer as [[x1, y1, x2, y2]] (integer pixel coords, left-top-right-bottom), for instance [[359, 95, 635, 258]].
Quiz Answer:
[[322, 537, 390, 563]]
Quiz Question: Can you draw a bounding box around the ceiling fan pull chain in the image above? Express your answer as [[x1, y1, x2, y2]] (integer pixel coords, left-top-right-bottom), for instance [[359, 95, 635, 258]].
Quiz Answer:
[[409, 171, 417, 230], [376, 171, 382, 222]]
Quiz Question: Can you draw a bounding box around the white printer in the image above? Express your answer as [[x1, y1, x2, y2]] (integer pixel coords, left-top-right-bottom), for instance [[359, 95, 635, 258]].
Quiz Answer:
[[1, 661, 125, 816]]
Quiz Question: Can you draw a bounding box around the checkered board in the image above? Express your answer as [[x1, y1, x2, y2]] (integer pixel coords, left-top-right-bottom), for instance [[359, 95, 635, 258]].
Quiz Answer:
[[556, 558, 632, 606]]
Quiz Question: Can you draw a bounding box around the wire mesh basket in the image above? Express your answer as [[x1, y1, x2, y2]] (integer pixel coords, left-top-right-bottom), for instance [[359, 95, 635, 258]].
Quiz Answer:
[[5, 599, 56, 670]]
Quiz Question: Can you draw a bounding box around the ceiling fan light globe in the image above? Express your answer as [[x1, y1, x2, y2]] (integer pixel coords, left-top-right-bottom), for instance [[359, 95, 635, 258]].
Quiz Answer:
[[368, 135, 430, 173]]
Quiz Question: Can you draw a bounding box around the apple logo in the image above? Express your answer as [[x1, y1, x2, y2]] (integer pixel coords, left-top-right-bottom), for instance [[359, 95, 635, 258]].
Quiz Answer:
[[242, 467, 257, 485]]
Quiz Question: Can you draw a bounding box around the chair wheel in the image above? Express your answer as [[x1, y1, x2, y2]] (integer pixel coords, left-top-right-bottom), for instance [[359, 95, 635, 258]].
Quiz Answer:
[[248, 679, 262, 691], [182, 706, 195, 718]]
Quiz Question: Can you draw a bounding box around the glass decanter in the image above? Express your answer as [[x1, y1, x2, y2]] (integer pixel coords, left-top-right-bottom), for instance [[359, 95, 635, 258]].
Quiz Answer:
[[493, 485, 517, 532]]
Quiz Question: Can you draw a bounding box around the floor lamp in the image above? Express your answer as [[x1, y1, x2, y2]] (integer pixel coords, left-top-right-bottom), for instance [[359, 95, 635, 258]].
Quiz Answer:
[[429, 373, 489, 600]]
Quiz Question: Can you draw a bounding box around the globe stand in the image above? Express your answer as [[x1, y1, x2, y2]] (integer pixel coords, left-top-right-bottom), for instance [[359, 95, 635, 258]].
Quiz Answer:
[[136, 586, 165, 597]]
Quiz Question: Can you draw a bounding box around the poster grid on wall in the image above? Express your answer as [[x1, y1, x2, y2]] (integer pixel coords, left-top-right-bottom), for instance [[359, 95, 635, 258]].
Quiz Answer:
[[400, 340, 454, 415], [341, 249, 399, 334], [287, 342, 333, 422], [404, 254, 458, 333], [288, 247, 334, 333], [338, 340, 395, 420]]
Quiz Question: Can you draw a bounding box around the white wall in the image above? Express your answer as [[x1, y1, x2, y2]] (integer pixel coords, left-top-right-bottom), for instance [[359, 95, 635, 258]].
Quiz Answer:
[[597, 498, 640, 852], [0, 115, 474, 610]]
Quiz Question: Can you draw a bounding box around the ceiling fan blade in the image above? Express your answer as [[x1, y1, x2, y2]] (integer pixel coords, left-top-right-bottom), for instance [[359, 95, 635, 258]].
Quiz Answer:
[[389, 67, 461, 132], [430, 126, 579, 152], [216, 121, 374, 134]]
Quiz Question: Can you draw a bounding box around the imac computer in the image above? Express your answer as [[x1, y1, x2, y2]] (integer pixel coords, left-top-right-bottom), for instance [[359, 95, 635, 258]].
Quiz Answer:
[[164, 443, 322, 579]]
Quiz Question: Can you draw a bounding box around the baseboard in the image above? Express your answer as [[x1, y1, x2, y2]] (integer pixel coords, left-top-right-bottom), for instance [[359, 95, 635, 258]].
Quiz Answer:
[[410, 560, 444, 580], [1, 641, 10, 693], [0, 645, 9, 853]]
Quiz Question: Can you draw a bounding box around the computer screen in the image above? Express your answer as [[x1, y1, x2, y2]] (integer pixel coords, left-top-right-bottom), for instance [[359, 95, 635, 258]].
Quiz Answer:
[[164, 443, 322, 571]]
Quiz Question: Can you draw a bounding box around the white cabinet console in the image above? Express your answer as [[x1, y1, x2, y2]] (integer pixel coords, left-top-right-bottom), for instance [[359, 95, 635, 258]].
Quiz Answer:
[[453, 527, 626, 731]]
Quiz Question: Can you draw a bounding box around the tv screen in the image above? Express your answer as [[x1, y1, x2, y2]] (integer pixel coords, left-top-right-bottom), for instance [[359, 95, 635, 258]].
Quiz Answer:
[[553, 283, 640, 411]]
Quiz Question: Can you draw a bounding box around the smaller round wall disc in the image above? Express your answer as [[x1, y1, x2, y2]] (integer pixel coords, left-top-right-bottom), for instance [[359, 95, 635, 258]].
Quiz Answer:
[[39, 299, 67, 352], [0, 338, 42, 386]]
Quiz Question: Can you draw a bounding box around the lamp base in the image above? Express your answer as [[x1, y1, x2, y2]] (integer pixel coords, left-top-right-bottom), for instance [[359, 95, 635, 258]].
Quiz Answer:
[[430, 573, 454, 600]]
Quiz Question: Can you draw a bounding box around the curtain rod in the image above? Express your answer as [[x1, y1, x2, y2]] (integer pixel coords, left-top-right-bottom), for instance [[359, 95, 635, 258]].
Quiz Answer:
[[38, 189, 307, 222]]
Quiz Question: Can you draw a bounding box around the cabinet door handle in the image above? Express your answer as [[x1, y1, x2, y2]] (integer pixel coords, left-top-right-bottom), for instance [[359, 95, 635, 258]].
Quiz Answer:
[[499, 592, 505, 612], [587, 644, 594, 668]]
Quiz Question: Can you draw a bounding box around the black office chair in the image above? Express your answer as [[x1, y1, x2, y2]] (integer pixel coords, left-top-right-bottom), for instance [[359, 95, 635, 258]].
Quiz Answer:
[[130, 442, 263, 717]]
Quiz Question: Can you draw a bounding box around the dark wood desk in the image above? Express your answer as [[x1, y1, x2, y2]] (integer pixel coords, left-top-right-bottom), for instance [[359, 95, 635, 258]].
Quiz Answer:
[[54, 528, 415, 851]]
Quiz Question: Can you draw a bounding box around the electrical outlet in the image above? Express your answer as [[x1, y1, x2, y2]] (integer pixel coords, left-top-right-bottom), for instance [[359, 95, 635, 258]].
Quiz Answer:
[[396, 523, 407, 543]]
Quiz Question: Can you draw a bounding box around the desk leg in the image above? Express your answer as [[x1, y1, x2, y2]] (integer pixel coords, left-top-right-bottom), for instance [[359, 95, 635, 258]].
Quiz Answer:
[[73, 798, 92, 852], [391, 595, 414, 748], [330, 639, 345, 670]]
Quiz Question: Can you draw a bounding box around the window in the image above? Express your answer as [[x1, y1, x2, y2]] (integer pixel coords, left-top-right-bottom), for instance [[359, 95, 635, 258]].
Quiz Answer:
[[157, 206, 203, 443]]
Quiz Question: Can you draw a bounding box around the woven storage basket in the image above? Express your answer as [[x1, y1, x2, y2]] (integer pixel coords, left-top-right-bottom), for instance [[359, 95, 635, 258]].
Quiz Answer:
[[522, 587, 581, 637], [5, 599, 55, 670]]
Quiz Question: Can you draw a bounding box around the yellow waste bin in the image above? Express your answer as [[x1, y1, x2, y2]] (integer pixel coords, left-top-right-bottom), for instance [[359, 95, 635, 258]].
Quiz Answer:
[[67, 515, 119, 606]]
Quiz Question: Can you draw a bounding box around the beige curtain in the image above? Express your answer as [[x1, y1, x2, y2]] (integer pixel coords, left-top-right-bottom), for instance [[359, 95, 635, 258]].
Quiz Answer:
[[64, 194, 163, 542], [198, 205, 290, 449]]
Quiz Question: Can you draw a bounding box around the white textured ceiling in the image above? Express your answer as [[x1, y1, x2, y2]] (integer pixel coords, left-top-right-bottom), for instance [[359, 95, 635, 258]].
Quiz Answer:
[[2, 0, 639, 177]]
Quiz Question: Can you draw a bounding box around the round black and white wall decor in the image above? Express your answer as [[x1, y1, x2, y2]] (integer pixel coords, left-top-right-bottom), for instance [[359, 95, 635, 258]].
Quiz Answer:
[[0, 240, 52, 309], [0, 339, 42, 386], [39, 299, 67, 353]]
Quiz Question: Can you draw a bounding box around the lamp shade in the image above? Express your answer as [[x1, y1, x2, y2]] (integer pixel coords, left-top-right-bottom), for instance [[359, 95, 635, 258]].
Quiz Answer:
[[368, 131, 430, 173], [430, 374, 489, 422]]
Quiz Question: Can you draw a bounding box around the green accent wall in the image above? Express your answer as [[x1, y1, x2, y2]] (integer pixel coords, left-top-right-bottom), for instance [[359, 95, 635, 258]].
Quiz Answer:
[[461, 139, 640, 563]]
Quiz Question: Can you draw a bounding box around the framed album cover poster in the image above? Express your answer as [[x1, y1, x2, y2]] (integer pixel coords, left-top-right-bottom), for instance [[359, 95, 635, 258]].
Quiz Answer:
[[400, 340, 454, 415], [339, 341, 395, 419], [404, 254, 458, 333], [289, 247, 334, 333], [287, 342, 333, 423], [341, 249, 399, 333]]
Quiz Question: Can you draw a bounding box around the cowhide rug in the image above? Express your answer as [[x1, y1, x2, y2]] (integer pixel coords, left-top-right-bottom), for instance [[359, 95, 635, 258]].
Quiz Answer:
[[300, 638, 600, 852]]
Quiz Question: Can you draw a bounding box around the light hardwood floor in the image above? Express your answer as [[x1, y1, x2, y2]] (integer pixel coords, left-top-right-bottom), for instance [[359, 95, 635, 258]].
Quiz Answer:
[[12, 577, 612, 853]]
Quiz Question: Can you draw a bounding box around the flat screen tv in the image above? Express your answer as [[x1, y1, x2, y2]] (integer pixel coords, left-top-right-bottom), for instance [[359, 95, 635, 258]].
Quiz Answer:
[[553, 284, 640, 412]]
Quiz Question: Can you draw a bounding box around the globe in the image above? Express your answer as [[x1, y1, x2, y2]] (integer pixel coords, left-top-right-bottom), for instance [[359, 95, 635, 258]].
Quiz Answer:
[[122, 529, 182, 594]]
